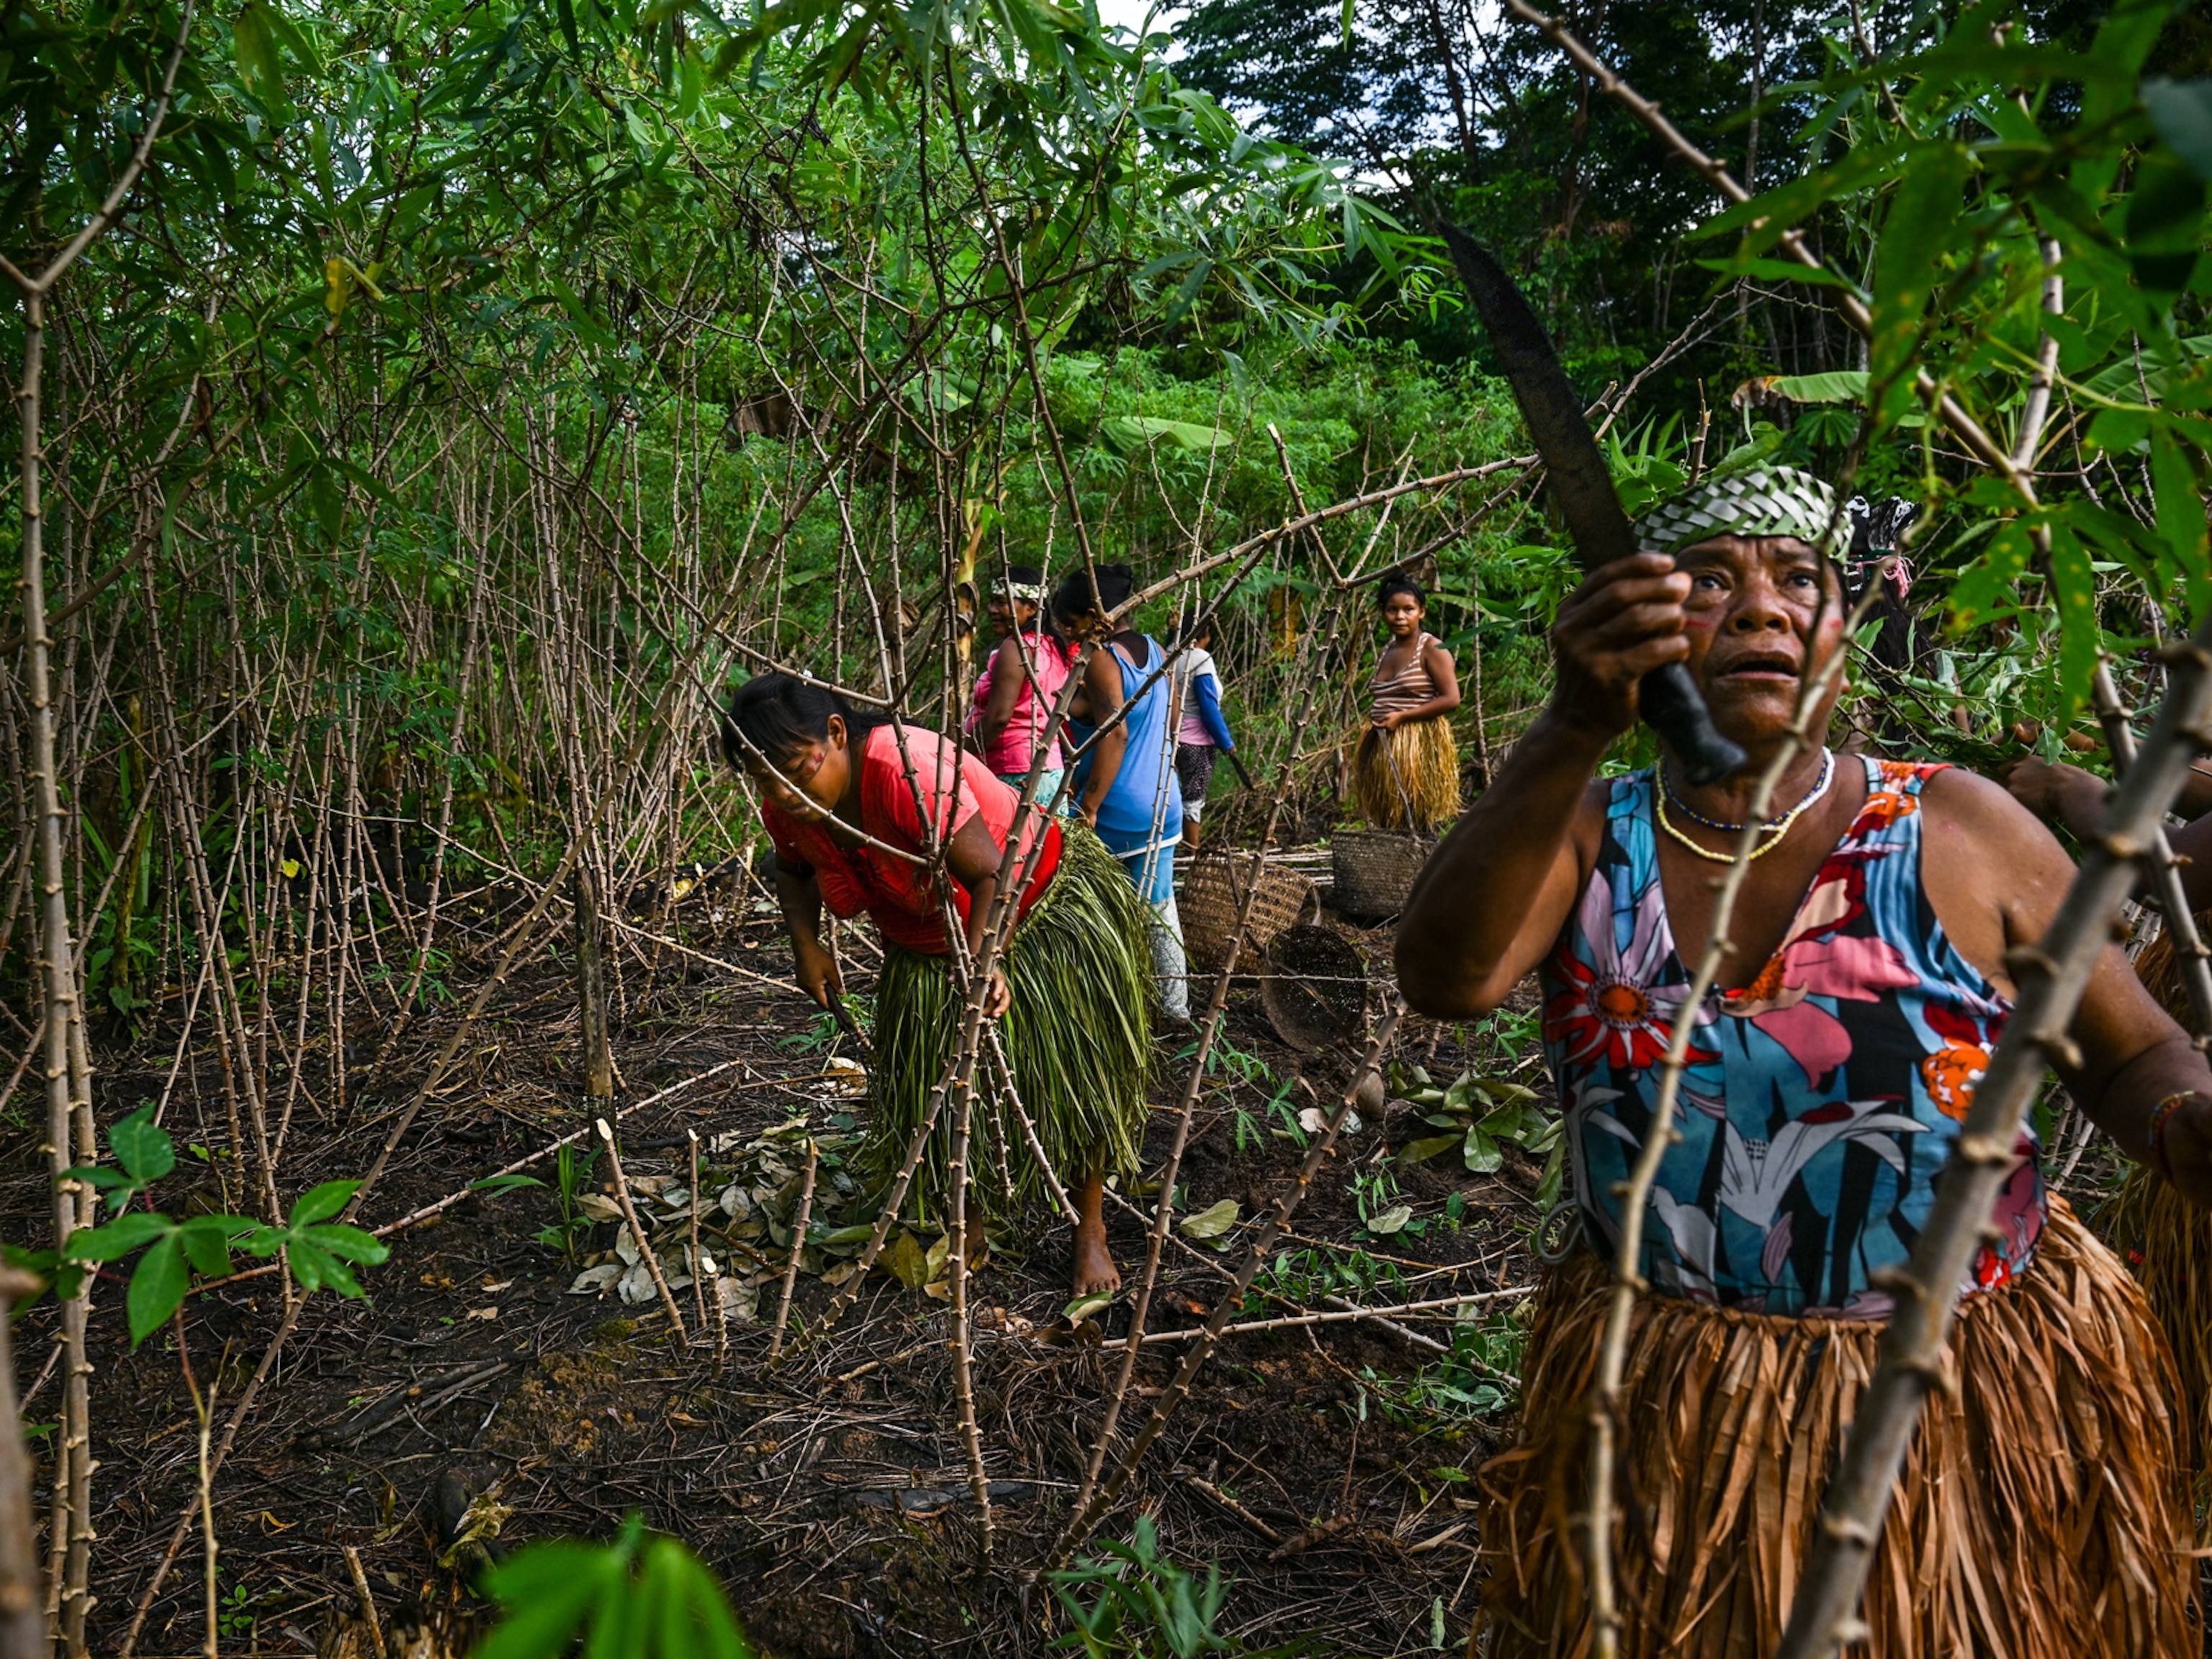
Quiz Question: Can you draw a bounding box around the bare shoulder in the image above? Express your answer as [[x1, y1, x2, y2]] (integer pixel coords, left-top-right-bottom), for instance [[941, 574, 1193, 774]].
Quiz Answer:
[[1917, 764, 2079, 948], [1918, 764, 2070, 864]]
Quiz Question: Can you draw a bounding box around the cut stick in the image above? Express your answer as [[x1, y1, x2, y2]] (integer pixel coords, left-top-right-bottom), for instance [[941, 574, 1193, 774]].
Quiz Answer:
[[597, 1119, 688, 1346]]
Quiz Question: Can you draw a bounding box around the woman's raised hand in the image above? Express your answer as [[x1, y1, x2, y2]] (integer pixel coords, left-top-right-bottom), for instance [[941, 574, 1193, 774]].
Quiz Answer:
[[1550, 552, 1691, 739]]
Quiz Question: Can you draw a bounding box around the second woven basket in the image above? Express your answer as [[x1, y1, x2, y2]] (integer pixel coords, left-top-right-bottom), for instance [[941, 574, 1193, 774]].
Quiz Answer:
[[1178, 852, 1321, 973]]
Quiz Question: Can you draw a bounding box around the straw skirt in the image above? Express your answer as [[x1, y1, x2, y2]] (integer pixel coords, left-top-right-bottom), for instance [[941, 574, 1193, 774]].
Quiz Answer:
[[2105, 913, 2212, 1493], [1352, 715, 1459, 832], [869, 822, 1154, 1218], [1470, 1197, 2196, 1658]]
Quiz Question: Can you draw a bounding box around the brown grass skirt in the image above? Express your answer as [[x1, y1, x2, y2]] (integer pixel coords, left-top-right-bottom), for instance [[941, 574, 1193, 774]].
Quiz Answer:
[[1352, 716, 1458, 832], [1471, 1198, 2197, 1659], [2108, 909, 2212, 1497]]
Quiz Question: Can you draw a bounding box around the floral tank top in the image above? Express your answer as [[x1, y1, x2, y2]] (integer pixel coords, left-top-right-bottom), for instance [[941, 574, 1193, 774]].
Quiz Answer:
[[1539, 757, 2044, 1318]]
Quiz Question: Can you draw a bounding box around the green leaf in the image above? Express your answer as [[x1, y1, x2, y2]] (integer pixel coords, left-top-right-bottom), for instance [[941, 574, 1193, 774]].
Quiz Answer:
[[1097, 415, 1229, 457], [1768, 371, 1868, 405], [232, 1, 289, 112], [109, 1106, 175, 1186], [127, 1234, 188, 1346], [2127, 149, 2206, 297], [1396, 1133, 1464, 1167], [176, 1218, 235, 1280], [283, 1241, 364, 1298], [1869, 142, 1969, 424], [479, 1545, 619, 1659], [2046, 523, 2102, 721], [880, 1229, 930, 1290], [1178, 1198, 1241, 1241], [1367, 1203, 1412, 1236], [63, 1213, 171, 1262], [2148, 80, 2212, 181], [471, 1174, 547, 1196], [1462, 1127, 1503, 1175], [287, 1179, 359, 1227], [295, 1224, 390, 1267], [1064, 1290, 1113, 1325]]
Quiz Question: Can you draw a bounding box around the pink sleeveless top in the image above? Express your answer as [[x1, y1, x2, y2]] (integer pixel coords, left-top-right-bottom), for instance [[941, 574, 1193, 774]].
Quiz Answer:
[[968, 631, 1072, 774]]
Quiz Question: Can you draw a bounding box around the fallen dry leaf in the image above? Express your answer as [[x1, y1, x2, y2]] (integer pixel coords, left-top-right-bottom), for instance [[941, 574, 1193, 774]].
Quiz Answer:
[[464, 1306, 500, 1321]]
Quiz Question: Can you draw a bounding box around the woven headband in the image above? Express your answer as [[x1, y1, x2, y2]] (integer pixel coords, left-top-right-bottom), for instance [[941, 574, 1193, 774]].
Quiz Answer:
[[1000, 580, 1046, 603], [1631, 465, 1845, 556]]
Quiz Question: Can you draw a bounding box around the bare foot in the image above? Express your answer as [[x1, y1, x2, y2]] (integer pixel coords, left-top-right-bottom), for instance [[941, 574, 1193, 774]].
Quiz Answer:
[[1072, 1220, 1121, 1298], [1072, 1165, 1121, 1298]]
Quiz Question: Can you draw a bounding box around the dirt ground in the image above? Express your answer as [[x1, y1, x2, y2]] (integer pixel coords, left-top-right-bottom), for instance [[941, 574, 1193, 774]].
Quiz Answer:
[[4, 878, 1553, 1659]]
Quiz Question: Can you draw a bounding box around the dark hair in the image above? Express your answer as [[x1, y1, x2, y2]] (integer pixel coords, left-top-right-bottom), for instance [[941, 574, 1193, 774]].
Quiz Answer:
[[1377, 573, 1425, 609], [720, 674, 891, 773], [1002, 564, 1045, 589], [1169, 612, 1215, 647], [1050, 562, 1135, 626]]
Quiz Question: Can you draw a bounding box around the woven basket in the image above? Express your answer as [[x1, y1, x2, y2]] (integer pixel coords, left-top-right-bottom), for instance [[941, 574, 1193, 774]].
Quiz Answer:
[[1329, 831, 1434, 923], [1179, 853, 1321, 973], [1260, 925, 1369, 1053]]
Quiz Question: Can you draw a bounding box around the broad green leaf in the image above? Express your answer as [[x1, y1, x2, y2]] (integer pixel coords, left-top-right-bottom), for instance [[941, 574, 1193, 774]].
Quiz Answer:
[[1098, 415, 1230, 457], [1869, 142, 1969, 425], [471, 1174, 546, 1196], [2152, 426, 2210, 613], [1395, 1134, 1462, 1166], [64, 1213, 171, 1261], [1177, 1198, 1240, 1241], [2126, 150, 2206, 297], [109, 1106, 174, 1186], [176, 1218, 235, 1280], [2148, 79, 2212, 181], [1064, 1290, 1113, 1325], [1462, 1127, 1503, 1175], [284, 1241, 364, 1298], [2046, 524, 2101, 721], [296, 1224, 391, 1267], [1367, 1203, 1412, 1236], [288, 1179, 359, 1227], [880, 1228, 930, 1289], [126, 1233, 188, 1346], [1769, 371, 1868, 405]]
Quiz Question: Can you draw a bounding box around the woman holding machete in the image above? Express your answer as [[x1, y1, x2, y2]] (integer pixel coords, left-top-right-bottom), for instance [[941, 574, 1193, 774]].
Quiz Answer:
[[1395, 464, 2212, 1658]]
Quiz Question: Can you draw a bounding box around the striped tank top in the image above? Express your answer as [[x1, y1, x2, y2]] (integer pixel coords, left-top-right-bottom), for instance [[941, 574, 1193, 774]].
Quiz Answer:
[[1370, 633, 1440, 719]]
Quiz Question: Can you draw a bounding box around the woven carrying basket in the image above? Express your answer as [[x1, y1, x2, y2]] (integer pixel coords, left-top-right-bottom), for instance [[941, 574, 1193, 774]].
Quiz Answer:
[[1330, 831, 1434, 923], [1178, 853, 1321, 973]]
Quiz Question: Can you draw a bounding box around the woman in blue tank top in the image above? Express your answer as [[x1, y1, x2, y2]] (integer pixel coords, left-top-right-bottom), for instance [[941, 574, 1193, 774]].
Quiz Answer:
[[1053, 564, 1190, 1020], [1395, 465, 2212, 1659]]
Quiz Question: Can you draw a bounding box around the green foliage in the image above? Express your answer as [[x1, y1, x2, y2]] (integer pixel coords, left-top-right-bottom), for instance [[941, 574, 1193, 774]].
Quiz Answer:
[[475, 1516, 754, 1659], [58, 1108, 388, 1345], [1049, 1516, 1305, 1658]]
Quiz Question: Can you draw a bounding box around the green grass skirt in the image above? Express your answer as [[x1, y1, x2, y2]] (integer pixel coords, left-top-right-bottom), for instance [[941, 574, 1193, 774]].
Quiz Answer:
[[870, 822, 1155, 1218]]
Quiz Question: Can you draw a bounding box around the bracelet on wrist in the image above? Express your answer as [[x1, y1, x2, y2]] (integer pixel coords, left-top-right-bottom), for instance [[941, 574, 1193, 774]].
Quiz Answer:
[[2149, 1090, 2203, 1187]]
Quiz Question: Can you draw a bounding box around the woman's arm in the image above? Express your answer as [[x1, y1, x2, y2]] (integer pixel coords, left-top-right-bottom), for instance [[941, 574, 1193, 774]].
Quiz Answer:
[[1192, 671, 1235, 750], [772, 855, 841, 1009], [1999, 755, 2212, 914], [1924, 768, 2212, 1208], [976, 644, 1026, 754], [943, 814, 1014, 1018], [1396, 554, 1691, 1017], [1372, 641, 1462, 730], [1076, 647, 1126, 827]]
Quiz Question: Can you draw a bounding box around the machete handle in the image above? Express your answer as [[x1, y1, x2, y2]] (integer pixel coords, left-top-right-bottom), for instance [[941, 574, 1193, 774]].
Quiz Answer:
[[1639, 662, 1748, 786]]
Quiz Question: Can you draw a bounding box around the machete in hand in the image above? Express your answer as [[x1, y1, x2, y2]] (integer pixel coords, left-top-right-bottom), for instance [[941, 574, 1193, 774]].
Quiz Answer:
[[1437, 222, 1747, 785]]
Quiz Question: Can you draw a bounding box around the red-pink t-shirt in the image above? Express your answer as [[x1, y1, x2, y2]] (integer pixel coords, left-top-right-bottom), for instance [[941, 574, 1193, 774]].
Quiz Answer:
[[760, 724, 1061, 956]]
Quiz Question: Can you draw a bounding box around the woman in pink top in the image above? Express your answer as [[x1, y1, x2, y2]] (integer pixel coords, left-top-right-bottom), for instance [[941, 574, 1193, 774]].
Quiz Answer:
[[973, 565, 1075, 810]]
